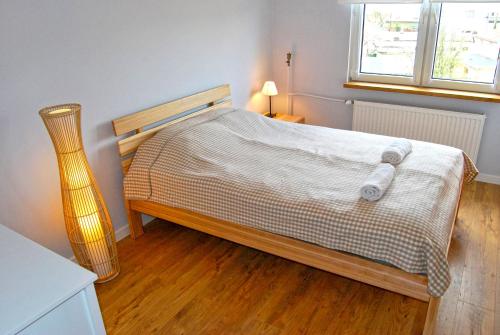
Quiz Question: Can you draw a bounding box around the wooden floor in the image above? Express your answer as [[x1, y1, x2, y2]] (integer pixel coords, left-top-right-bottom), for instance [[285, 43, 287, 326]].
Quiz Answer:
[[96, 182, 500, 334]]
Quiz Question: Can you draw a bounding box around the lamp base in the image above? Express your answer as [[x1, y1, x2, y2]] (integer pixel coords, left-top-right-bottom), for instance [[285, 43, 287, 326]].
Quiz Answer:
[[94, 269, 120, 284]]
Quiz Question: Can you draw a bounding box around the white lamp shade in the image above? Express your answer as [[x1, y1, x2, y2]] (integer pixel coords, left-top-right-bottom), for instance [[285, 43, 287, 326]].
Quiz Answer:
[[262, 81, 278, 96]]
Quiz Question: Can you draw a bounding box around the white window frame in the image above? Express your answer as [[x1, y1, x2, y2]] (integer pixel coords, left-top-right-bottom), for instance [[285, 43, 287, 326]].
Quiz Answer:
[[348, 2, 500, 93]]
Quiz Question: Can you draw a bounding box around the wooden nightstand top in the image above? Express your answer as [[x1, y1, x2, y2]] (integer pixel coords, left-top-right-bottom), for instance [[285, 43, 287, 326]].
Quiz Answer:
[[274, 113, 305, 124]]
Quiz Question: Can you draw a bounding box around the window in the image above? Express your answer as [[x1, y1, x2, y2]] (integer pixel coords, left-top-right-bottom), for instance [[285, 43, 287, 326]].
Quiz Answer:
[[349, 1, 500, 93]]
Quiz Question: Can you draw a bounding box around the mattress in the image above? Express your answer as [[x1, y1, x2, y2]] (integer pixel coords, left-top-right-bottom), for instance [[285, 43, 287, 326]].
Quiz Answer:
[[124, 108, 477, 296]]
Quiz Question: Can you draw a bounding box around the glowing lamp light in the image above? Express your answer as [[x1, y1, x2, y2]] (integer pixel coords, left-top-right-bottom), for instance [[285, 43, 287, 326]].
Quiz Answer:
[[261, 81, 278, 118], [261, 81, 278, 97], [40, 104, 119, 282]]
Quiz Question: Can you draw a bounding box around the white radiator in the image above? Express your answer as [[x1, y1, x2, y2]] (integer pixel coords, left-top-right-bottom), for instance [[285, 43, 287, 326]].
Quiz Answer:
[[353, 101, 486, 163]]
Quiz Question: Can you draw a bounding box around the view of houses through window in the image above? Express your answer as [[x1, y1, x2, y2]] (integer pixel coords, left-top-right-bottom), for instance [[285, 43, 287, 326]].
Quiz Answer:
[[357, 2, 500, 88], [361, 4, 421, 77], [434, 3, 500, 84]]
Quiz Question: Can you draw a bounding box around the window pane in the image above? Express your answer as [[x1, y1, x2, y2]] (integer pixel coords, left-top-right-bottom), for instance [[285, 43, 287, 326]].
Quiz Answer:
[[433, 4, 500, 84], [360, 4, 421, 77]]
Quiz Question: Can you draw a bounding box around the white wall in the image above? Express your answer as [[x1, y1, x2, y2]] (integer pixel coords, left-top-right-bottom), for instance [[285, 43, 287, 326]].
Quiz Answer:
[[0, 0, 272, 257], [271, 0, 500, 179]]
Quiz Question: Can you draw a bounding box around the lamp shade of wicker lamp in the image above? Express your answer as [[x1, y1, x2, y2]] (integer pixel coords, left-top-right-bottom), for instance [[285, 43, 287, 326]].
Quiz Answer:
[[39, 104, 119, 282]]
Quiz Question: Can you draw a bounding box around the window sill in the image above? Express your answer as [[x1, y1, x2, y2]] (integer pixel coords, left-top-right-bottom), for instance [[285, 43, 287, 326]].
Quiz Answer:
[[344, 81, 500, 103]]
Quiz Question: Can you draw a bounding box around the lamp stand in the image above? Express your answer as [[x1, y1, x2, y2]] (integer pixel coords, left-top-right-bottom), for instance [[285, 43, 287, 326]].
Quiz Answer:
[[269, 96, 274, 118]]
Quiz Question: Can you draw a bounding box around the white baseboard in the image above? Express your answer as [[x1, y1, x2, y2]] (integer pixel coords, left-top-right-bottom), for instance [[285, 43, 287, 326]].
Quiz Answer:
[[114, 224, 131, 242], [476, 173, 500, 185]]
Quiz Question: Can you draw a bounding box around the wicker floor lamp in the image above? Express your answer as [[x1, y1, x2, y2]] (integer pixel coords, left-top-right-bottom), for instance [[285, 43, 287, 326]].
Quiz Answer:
[[40, 104, 119, 282]]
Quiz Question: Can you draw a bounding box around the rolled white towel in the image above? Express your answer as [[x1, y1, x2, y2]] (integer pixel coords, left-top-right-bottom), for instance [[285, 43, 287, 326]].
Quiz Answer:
[[361, 163, 396, 202], [381, 139, 413, 165]]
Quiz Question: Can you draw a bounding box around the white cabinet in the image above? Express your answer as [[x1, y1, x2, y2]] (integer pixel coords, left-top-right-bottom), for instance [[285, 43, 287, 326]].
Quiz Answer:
[[0, 225, 106, 335]]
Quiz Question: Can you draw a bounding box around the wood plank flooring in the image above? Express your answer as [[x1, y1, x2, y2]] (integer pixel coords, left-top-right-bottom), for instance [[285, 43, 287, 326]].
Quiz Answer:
[[96, 182, 500, 334]]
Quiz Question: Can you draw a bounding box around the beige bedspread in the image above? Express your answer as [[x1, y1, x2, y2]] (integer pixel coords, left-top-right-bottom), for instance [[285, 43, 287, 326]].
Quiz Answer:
[[124, 108, 477, 297]]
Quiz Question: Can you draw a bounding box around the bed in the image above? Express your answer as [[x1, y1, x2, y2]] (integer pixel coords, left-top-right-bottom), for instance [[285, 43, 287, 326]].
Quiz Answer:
[[112, 85, 477, 334]]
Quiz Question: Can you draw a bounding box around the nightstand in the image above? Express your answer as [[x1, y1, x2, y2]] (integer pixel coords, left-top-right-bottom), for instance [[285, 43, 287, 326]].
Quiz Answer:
[[0, 225, 105, 335], [274, 113, 305, 124]]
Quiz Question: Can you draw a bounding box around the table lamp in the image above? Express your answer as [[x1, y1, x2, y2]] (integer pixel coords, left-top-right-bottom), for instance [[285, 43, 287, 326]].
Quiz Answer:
[[262, 81, 278, 118], [40, 104, 119, 283]]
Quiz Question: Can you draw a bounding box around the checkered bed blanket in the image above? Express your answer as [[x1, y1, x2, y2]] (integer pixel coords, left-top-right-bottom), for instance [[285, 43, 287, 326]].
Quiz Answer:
[[124, 108, 478, 297]]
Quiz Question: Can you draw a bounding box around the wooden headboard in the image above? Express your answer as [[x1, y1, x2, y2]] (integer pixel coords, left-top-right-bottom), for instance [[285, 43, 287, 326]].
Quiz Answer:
[[112, 84, 232, 173]]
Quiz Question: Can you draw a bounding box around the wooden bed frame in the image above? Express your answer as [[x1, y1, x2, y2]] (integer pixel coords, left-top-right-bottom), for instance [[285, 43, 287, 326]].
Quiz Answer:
[[112, 84, 464, 335]]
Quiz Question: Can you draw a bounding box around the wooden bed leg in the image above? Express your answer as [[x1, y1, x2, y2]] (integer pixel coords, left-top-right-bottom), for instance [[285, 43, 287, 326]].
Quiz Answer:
[[125, 200, 144, 240], [423, 297, 440, 335]]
